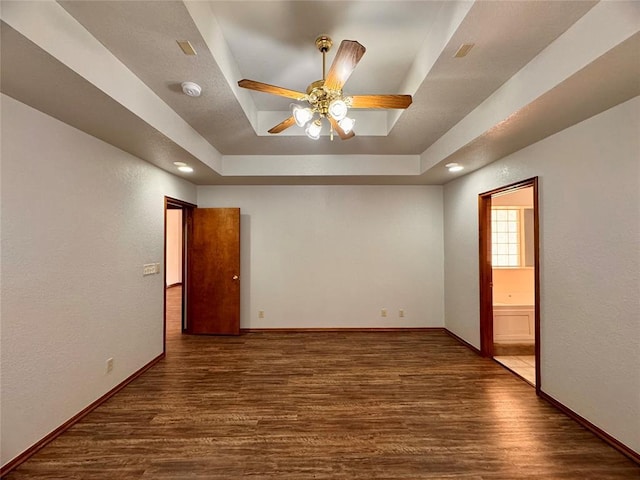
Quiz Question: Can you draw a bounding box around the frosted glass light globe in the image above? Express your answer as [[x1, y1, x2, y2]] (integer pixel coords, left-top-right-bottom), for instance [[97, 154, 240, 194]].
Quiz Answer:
[[291, 104, 314, 127], [305, 120, 322, 140], [328, 99, 348, 121], [338, 117, 355, 134]]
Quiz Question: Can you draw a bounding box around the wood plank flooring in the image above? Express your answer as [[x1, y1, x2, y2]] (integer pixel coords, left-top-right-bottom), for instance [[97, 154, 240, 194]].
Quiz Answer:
[[5, 286, 639, 479]]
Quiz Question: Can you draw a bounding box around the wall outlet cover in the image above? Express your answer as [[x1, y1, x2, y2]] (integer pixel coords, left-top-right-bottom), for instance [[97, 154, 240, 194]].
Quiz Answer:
[[143, 264, 156, 276]]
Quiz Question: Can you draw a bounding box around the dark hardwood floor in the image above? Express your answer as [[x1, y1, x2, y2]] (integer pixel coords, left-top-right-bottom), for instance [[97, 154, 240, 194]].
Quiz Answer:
[[5, 286, 639, 479]]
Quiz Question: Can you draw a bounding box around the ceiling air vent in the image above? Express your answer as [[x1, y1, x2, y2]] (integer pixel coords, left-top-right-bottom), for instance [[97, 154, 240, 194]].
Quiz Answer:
[[177, 40, 197, 56], [454, 43, 474, 58]]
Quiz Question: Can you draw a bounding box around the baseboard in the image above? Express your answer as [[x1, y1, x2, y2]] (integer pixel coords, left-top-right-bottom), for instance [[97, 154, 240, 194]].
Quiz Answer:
[[538, 390, 639, 465], [443, 328, 482, 355], [444, 330, 638, 464], [240, 327, 446, 333], [166, 282, 182, 289], [493, 343, 535, 356], [0, 353, 165, 476]]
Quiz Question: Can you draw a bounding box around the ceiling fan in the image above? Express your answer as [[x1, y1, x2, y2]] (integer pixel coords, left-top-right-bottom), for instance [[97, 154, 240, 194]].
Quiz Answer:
[[237, 36, 412, 140]]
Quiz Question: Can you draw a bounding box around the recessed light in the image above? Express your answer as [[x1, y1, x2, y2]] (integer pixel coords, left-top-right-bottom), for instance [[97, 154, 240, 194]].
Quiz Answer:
[[178, 166, 194, 173], [446, 163, 464, 172], [173, 161, 187, 167]]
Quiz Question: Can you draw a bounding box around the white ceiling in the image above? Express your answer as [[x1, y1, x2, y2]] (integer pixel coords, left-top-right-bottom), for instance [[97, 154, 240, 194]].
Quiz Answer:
[[208, 1, 445, 110], [1, 1, 639, 185]]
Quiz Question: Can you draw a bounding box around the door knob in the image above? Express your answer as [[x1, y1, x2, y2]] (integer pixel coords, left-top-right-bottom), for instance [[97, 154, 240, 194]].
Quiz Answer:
[[232, 275, 239, 280]]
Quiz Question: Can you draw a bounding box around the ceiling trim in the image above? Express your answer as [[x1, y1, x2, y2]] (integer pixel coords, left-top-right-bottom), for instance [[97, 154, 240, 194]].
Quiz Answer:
[[387, 1, 474, 131], [0, 0, 223, 172], [222, 155, 421, 177], [2, 1, 635, 186], [184, 0, 258, 133], [419, 0, 640, 174]]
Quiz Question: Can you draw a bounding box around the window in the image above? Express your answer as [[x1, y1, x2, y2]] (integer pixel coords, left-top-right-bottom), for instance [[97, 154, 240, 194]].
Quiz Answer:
[[491, 208, 520, 267]]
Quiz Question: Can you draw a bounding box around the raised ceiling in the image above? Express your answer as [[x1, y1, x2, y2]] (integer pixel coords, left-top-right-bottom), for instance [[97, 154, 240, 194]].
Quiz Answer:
[[1, 1, 639, 185]]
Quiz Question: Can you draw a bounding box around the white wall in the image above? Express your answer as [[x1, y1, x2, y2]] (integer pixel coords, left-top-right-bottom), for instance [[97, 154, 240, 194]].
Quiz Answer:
[[165, 209, 183, 286], [197, 185, 444, 329], [443, 97, 640, 454], [0, 95, 197, 467]]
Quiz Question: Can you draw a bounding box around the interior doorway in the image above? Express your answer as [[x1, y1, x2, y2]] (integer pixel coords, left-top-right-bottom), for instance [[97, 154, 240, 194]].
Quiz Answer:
[[479, 177, 540, 393], [163, 197, 196, 353], [163, 198, 242, 350]]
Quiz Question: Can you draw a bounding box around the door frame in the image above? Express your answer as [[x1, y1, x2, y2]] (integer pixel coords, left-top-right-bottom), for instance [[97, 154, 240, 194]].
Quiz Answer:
[[478, 177, 541, 393], [164, 196, 196, 354]]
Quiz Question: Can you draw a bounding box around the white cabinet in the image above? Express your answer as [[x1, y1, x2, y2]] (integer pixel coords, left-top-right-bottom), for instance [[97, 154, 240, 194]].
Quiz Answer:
[[493, 304, 534, 344]]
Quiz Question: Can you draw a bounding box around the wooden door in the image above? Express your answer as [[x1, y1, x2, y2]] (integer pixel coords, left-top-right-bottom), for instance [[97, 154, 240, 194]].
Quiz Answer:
[[186, 208, 240, 335]]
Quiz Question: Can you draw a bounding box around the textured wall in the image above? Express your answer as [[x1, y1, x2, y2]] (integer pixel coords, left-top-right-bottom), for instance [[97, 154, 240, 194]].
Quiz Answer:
[[443, 97, 640, 453], [197, 185, 444, 329], [0, 95, 197, 467]]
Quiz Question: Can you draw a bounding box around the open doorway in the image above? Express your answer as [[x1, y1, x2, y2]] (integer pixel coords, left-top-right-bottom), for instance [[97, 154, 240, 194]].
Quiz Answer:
[[479, 178, 540, 392], [163, 197, 196, 353], [163, 198, 241, 349]]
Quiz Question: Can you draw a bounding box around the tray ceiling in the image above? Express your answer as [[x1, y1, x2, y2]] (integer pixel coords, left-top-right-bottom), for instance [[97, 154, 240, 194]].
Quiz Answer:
[[1, 1, 638, 184]]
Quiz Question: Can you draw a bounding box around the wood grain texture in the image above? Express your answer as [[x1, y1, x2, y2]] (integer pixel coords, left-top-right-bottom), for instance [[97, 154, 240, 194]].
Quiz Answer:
[[324, 40, 366, 92], [4, 290, 638, 479], [237, 79, 305, 100], [478, 191, 494, 357], [268, 116, 296, 134], [187, 208, 240, 335], [349, 94, 412, 109]]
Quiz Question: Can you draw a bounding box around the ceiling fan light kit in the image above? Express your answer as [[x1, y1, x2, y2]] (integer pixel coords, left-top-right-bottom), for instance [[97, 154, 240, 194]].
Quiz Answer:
[[292, 103, 314, 127], [328, 99, 348, 121], [238, 35, 412, 140], [305, 120, 322, 140], [338, 116, 355, 134]]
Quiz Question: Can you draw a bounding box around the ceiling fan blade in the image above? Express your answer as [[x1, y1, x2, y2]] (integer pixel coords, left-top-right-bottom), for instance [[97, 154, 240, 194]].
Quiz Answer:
[[349, 95, 413, 109], [324, 40, 366, 92], [328, 116, 355, 140], [268, 116, 296, 134], [238, 79, 306, 100]]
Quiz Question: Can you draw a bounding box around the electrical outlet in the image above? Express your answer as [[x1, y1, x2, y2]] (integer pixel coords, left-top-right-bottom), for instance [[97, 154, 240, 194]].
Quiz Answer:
[[143, 264, 156, 276], [106, 358, 114, 373], [381, 308, 387, 318], [258, 310, 264, 319], [399, 309, 405, 318]]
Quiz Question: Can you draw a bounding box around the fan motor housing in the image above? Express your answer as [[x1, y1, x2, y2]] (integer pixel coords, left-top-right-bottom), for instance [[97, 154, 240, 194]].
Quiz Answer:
[[306, 80, 343, 116], [306, 80, 326, 97]]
